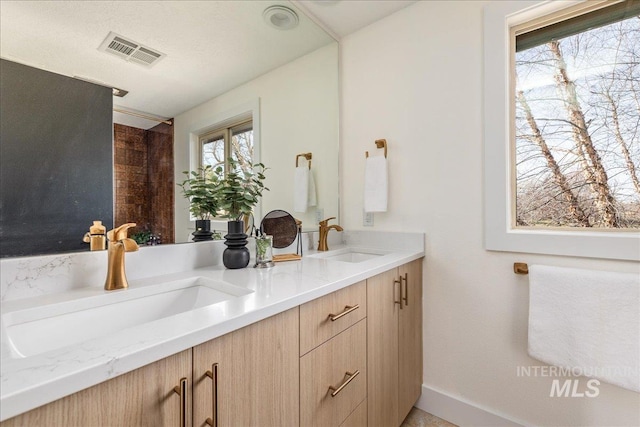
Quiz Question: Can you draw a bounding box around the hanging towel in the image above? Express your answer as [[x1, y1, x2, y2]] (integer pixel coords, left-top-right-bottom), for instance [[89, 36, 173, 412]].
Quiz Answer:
[[308, 169, 317, 208], [528, 265, 640, 392], [293, 166, 309, 213], [364, 155, 388, 212]]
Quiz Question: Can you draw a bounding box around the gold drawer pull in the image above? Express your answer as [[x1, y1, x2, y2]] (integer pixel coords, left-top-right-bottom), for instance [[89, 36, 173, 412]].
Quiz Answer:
[[173, 377, 187, 427], [205, 363, 219, 427], [328, 370, 360, 397], [329, 304, 360, 321]]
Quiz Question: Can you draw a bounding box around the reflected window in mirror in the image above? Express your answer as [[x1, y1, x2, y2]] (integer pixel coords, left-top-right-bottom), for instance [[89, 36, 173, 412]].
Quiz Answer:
[[200, 119, 254, 177]]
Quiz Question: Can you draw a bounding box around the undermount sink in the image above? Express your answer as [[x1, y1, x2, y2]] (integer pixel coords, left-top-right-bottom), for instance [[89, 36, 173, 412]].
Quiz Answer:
[[2, 276, 252, 358], [309, 247, 386, 263]]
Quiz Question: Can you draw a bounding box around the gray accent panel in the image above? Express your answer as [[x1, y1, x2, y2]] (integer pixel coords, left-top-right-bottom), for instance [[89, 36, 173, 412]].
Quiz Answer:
[[0, 59, 113, 257]]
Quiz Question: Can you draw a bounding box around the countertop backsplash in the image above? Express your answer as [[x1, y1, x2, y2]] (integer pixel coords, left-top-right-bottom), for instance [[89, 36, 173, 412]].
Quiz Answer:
[[0, 230, 423, 302], [0, 240, 227, 302]]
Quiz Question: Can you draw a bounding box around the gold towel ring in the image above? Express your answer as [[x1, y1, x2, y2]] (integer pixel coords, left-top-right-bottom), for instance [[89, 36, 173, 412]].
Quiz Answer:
[[365, 139, 387, 158]]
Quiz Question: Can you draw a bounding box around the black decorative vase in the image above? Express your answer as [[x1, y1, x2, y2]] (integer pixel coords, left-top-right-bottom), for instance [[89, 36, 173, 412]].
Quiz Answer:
[[192, 219, 213, 242], [223, 220, 250, 269]]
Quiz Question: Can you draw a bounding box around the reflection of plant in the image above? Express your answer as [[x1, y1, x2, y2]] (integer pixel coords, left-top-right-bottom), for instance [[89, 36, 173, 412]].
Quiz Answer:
[[131, 229, 161, 245], [217, 158, 268, 221], [177, 165, 221, 220]]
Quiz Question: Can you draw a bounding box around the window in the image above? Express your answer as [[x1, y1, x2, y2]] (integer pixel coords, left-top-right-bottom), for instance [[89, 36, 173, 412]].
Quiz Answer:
[[513, 2, 640, 229], [484, 1, 640, 260], [199, 119, 254, 177], [184, 99, 261, 223]]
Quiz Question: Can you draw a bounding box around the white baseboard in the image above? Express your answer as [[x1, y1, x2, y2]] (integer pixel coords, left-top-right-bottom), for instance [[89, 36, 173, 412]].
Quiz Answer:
[[415, 384, 526, 427]]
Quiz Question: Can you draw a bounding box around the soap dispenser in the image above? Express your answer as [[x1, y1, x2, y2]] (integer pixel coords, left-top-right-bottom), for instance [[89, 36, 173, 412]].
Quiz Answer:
[[83, 220, 107, 251]]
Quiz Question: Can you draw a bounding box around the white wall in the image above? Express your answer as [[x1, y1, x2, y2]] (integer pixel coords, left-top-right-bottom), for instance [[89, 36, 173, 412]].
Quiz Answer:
[[174, 43, 339, 241], [340, 2, 640, 426]]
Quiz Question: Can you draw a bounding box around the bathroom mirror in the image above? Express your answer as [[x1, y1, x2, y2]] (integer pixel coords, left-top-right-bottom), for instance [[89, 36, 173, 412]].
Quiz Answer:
[[0, 1, 339, 257]]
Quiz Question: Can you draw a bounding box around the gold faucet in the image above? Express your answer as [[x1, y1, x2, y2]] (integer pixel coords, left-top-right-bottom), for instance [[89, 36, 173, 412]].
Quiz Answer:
[[318, 217, 343, 251], [104, 223, 139, 291]]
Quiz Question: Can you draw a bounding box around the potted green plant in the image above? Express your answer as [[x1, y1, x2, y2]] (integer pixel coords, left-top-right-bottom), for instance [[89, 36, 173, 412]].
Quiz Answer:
[[217, 158, 268, 268], [177, 165, 221, 241]]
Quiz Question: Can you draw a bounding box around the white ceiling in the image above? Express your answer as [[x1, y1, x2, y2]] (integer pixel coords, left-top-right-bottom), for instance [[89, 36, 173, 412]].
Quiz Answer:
[[0, 1, 414, 129], [298, 0, 416, 39]]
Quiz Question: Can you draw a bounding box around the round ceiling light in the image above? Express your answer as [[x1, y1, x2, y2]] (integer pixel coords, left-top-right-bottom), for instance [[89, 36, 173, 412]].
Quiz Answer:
[[263, 5, 299, 30]]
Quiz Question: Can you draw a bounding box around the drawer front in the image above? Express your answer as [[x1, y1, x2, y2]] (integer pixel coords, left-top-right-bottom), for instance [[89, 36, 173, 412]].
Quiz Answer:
[[300, 319, 367, 427], [300, 280, 366, 355], [340, 399, 367, 427]]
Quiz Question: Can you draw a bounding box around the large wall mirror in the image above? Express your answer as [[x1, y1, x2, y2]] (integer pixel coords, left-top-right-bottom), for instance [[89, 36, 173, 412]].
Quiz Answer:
[[0, 1, 339, 256]]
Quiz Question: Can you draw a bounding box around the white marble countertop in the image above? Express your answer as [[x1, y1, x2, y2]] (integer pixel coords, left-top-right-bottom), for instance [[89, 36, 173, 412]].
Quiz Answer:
[[0, 231, 424, 421]]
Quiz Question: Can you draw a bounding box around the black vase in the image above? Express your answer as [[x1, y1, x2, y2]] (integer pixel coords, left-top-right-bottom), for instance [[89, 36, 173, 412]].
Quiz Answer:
[[223, 220, 250, 269], [192, 219, 213, 242]]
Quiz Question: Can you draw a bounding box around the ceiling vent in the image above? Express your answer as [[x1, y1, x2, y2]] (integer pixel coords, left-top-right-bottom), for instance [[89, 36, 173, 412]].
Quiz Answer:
[[98, 32, 165, 67]]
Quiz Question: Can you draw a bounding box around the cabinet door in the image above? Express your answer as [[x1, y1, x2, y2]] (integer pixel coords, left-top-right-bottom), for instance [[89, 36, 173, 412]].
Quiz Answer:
[[366, 268, 399, 427], [1, 349, 192, 427], [192, 308, 299, 427], [398, 259, 423, 425]]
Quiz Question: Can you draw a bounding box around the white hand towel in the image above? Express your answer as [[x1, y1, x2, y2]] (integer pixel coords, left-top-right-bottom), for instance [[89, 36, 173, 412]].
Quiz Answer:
[[308, 169, 317, 207], [528, 265, 640, 392], [364, 155, 388, 212], [293, 166, 309, 213]]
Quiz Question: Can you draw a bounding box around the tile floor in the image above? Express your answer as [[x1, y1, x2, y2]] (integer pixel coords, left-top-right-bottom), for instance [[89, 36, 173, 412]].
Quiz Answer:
[[401, 407, 458, 427]]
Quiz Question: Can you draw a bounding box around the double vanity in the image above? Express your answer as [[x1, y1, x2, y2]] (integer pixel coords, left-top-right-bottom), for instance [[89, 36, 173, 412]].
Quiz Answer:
[[0, 231, 424, 426]]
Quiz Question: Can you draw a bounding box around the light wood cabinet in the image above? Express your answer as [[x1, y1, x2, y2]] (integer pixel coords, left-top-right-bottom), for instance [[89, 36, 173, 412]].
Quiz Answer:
[[367, 268, 400, 427], [300, 280, 366, 356], [192, 308, 299, 427], [1, 349, 192, 427], [367, 259, 423, 427], [300, 319, 366, 427], [299, 281, 368, 427], [397, 260, 423, 425]]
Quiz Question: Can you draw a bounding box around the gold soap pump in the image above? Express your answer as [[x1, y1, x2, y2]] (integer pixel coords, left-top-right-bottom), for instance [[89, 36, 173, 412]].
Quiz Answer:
[[83, 220, 107, 251]]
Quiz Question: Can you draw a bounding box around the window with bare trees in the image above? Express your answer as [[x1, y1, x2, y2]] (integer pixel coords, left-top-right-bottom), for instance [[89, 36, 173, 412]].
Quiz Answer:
[[199, 119, 254, 178], [514, 4, 640, 229]]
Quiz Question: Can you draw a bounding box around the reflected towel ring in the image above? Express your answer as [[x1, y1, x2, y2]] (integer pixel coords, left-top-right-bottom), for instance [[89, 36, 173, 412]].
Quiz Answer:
[[296, 153, 312, 169]]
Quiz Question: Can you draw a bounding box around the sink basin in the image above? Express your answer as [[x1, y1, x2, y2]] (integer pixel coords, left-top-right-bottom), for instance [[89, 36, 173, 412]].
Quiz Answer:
[[309, 248, 386, 263], [2, 276, 252, 358]]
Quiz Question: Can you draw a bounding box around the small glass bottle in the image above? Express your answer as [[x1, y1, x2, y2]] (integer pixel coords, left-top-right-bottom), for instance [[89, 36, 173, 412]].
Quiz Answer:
[[255, 234, 274, 268]]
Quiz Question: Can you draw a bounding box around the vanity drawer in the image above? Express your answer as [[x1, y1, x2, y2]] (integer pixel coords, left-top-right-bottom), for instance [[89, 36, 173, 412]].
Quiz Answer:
[[300, 319, 366, 427], [300, 280, 366, 355], [340, 399, 367, 427]]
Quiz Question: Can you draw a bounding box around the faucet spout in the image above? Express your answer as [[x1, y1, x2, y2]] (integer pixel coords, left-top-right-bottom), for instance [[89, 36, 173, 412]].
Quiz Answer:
[[318, 217, 342, 251], [104, 223, 138, 291]]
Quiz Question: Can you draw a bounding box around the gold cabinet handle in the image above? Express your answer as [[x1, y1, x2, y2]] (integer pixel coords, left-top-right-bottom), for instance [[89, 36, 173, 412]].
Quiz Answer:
[[402, 273, 408, 306], [329, 304, 360, 321], [173, 377, 187, 427], [205, 363, 219, 427], [328, 370, 360, 397], [394, 278, 403, 309]]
